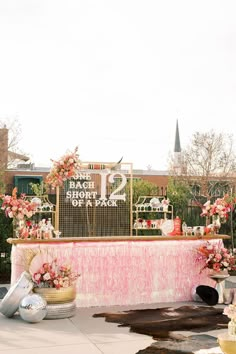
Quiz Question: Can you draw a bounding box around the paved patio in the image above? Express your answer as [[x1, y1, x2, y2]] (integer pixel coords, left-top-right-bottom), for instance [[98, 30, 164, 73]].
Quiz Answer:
[[0, 280, 228, 354]]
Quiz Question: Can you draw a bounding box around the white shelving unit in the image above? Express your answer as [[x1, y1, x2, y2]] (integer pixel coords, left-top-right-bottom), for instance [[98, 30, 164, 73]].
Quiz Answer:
[[132, 196, 173, 235]]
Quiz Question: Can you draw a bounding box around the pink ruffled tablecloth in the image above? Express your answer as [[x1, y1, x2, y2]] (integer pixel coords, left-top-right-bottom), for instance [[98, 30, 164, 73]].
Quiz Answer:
[[10, 239, 221, 307]]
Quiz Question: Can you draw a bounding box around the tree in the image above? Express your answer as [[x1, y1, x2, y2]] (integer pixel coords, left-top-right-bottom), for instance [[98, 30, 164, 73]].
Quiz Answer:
[[169, 130, 236, 245], [167, 177, 192, 219], [170, 130, 236, 201], [0, 118, 29, 162], [125, 179, 159, 205]]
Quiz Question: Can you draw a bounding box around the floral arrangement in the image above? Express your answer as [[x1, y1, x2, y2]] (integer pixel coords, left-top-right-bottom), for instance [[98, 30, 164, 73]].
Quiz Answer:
[[30, 257, 80, 289], [196, 241, 236, 273], [161, 198, 170, 206], [45, 146, 80, 188], [200, 195, 232, 222], [0, 187, 37, 221], [223, 304, 236, 321]]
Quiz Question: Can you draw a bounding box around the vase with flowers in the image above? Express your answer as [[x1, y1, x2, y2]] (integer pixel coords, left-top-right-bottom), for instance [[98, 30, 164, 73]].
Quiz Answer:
[[196, 241, 236, 274], [29, 252, 80, 303], [0, 187, 38, 238], [200, 195, 232, 233]]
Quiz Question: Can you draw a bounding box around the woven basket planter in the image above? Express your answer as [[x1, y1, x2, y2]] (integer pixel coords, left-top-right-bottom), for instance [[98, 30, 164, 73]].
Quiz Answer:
[[33, 286, 76, 304]]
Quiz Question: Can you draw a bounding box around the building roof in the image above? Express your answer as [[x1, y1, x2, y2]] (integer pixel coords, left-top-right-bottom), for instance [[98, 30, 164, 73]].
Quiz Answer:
[[8, 150, 29, 162]]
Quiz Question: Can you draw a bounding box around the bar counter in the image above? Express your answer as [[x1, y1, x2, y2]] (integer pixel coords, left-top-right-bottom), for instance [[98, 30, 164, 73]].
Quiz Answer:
[[7, 235, 230, 307], [7, 234, 230, 244]]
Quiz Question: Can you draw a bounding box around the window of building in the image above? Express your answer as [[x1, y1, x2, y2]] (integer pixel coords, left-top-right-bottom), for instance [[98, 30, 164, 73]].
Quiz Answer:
[[14, 176, 43, 195]]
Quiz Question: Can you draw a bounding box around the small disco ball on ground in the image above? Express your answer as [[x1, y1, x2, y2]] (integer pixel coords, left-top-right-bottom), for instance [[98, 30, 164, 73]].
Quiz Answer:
[[19, 293, 47, 323]]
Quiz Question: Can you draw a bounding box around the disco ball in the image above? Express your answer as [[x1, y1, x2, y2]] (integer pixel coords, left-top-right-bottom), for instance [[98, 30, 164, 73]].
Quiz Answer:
[[19, 294, 47, 323]]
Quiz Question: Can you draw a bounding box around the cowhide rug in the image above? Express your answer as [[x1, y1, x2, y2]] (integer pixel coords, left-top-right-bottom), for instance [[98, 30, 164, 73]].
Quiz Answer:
[[93, 305, 228, 354]]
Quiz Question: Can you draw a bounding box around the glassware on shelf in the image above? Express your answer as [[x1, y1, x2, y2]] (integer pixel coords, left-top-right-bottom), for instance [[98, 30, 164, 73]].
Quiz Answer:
[[182, 221, 187, 236], [53, 230, 62, 238]]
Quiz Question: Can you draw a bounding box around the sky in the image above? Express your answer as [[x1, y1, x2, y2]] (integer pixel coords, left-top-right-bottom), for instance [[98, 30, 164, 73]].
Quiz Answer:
[[0, 0, 236, 171]]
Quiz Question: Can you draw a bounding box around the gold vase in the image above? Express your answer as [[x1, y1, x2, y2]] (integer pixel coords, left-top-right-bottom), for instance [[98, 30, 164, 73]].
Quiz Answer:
[[33, 286, 76, 304], [218, 333, 236, 354]]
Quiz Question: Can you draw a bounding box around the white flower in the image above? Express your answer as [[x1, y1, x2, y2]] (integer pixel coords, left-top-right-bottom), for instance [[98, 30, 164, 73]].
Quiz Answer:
[[43, 272, 51, 281], [223, 304, 236, 320]]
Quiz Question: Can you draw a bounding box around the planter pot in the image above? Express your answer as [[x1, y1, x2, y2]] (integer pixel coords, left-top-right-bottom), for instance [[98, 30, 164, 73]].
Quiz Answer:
[[45, 301, 76, 319], [33, 286, 76, 304]]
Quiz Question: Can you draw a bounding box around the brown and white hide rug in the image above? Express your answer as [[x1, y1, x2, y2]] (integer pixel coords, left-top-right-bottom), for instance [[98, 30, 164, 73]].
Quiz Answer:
[[93, 305, 229, 354]]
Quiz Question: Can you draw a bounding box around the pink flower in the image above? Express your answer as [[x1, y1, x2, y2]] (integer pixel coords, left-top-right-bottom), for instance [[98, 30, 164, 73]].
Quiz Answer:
[[33, 273, 42, 283], [215, 253, 222, 261]]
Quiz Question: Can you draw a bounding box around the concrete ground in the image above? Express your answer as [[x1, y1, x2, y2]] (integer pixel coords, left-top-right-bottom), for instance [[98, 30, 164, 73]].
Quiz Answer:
[[0, 282, 234, 354]]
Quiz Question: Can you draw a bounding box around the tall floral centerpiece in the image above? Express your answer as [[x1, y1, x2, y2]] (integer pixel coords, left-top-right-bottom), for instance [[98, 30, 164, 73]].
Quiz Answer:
[[0, 187, 37, 238], [200, 195, 233, 233], [45, 146, 80, 188], [196, 241, 236, 274]]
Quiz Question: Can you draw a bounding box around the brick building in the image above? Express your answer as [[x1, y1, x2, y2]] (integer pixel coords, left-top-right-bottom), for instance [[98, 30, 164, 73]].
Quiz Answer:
[[1, 122, 182, 195]]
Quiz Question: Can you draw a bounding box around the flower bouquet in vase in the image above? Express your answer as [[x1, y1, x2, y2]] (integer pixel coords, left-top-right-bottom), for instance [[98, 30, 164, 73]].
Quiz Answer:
[[200, 195, 233, 234], [0, 187, 38, 238], [29, 252, 80, 304], [196, 241, 236, 275]]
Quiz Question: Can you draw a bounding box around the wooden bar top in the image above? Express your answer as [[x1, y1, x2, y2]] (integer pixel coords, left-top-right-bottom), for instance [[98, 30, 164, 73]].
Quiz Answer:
[[7, 234, 231, 244]]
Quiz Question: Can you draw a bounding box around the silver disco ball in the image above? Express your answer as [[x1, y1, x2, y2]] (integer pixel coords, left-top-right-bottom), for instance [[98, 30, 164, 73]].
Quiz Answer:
[[19, 294, 47, 323]]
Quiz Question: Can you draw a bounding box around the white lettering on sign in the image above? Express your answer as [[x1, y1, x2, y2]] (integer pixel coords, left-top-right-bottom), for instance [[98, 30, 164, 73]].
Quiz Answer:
[[73, 173, 91, 180], [66, 191, 97, 199], [69, 181, 95, 189], [95, 199, 118, 207], [109, 173, 126, 201], [66, 171, 127, 207], [71, 199, 84, 207]]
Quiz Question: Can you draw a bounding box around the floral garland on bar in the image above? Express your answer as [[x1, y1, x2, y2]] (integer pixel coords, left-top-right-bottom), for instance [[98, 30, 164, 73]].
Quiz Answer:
[[45, 146, 80, 188]]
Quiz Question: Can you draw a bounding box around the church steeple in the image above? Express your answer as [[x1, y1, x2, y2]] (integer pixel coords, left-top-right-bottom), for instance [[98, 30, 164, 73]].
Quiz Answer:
[[173, 119, 182, 174], [174, 119, 181, 153]]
